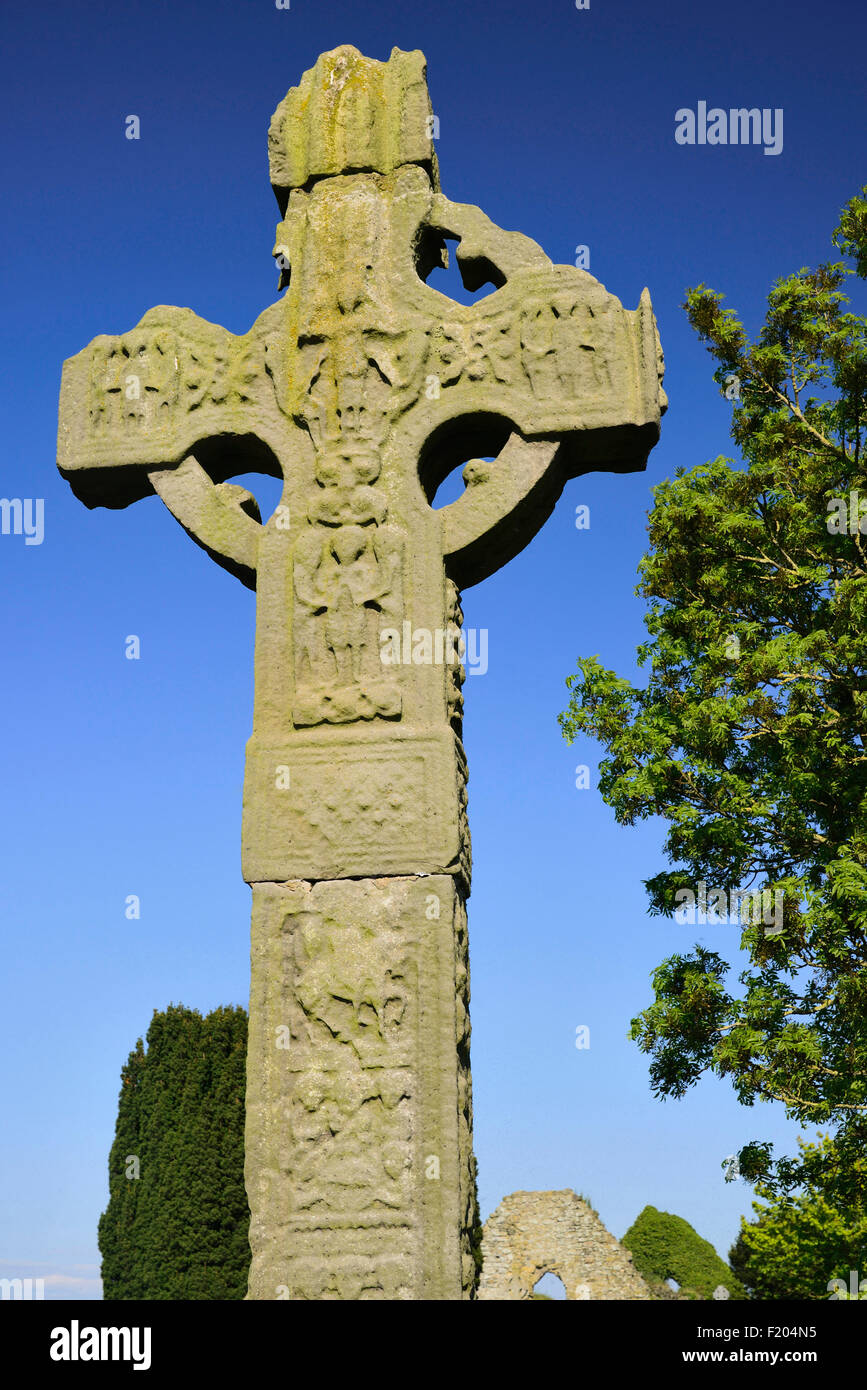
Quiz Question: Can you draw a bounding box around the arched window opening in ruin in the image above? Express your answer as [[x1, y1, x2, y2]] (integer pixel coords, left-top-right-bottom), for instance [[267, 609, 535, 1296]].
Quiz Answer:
[[532, 1272, 567, 1300]]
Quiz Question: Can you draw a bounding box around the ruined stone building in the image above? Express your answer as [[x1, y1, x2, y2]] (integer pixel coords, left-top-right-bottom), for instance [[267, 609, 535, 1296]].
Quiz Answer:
[[478, 1189, 653, 1300]]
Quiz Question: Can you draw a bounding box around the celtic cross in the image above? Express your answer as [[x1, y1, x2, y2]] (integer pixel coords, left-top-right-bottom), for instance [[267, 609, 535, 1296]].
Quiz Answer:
[[58, 45, 666, 1300]]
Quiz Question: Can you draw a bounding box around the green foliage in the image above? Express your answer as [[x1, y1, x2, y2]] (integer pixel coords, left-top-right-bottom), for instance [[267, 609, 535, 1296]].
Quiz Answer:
[[622, 1205, 745, 1299], [559, 188, 867, 1200], [470, 1154, 484, 1289], [729, 1134, 867, 1299], [96, 1035, 146, 1299], [98, 1004, 250, 1300]]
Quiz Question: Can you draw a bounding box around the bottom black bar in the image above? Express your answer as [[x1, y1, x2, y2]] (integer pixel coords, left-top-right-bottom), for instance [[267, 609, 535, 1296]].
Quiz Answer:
[[5, 1296, 861, 1376]]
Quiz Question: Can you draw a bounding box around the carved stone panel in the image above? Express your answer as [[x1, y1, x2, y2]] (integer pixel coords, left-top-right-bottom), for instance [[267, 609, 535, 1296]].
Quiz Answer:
[[245, 875, 474, 1300], [292, 516, 404, 726], [241, 731, 464, 884]]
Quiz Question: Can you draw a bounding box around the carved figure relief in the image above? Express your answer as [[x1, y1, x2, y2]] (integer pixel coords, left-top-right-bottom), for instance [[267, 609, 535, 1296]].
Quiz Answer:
[[283, 909, 417, 1222], [89, 330, 178, 430], [291, 301, 422, 726], [292, 517, 404, 725], [292, 913, 414, 1060], [520, 296, 618, 400]]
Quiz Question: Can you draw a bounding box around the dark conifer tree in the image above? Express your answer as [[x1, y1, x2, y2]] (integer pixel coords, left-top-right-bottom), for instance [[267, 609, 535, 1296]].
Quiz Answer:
[[97, 1036, 146, 1299], [99, 1004, 250, 1300]]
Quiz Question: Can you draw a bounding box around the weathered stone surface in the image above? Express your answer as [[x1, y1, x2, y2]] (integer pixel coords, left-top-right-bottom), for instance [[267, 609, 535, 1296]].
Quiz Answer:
[[268, 46, 437, 199], [56, 44, 665, 1299], [478, 1190, 653, 1300], [246, 876, 474, 1299]]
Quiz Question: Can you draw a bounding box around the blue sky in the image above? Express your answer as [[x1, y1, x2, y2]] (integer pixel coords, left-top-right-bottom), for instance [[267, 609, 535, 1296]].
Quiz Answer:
[[2, 0, 865, 1299]]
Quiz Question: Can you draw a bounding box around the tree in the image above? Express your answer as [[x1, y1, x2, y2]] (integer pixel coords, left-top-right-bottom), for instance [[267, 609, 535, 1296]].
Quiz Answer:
[[729, 1135, 867, 1299], [470, 1154, 484, 1284], [559, 188, 867, 1202], [98, 1004, 250, 1300], [621, 1205, 745, 1299], [97, 1036, 146, 1300]]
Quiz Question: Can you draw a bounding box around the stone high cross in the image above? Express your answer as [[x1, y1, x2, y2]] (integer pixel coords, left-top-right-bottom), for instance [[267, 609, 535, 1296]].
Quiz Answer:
[[57, 45, 666, 1300]]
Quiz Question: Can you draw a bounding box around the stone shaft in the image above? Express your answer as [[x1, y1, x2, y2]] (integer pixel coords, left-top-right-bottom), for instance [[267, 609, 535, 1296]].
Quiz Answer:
[[245, 877, 475, 1299]]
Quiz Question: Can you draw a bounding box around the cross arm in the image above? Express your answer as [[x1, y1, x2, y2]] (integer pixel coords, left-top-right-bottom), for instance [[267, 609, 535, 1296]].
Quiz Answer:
[[57, 303, 289, 587], [415, 254, 667, 587]]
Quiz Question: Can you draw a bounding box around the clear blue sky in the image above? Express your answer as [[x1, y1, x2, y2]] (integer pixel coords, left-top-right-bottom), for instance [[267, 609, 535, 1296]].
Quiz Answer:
[[2, 0, 865, 1299]]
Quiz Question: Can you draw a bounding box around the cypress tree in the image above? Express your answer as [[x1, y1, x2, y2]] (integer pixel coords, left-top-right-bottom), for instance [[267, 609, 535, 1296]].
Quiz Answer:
[[99, 1004, 251, 1299], [97, 1036, 146, 1299]]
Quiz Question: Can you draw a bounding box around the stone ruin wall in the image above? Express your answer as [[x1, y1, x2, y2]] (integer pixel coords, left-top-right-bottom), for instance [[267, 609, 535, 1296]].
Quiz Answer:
[[478, 1189, 653, 1300]]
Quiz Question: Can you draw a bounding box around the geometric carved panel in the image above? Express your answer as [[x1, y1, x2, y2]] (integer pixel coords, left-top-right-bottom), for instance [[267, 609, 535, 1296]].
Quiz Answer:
[[241, 732, 462, 882]]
